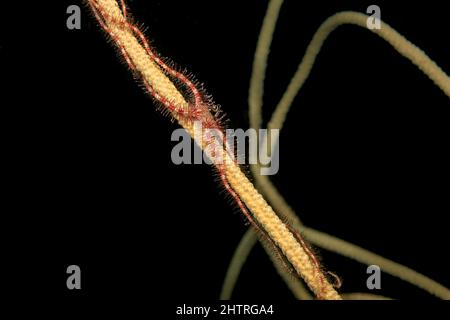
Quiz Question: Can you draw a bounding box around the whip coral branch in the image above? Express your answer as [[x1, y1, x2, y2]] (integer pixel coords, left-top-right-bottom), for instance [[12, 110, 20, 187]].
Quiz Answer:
[[267, 11, 450, 132], [221, 0, 450, 300], [87, 0, 341, 299]]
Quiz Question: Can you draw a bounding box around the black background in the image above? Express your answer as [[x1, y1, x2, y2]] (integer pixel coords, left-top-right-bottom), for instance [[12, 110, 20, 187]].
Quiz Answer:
[[1, 0, 449, 309]]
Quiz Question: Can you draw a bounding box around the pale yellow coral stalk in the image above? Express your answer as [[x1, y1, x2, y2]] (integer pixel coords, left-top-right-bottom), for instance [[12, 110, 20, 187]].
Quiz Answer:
[[267, 11, 450, 132], [91, 0, 341, 300]]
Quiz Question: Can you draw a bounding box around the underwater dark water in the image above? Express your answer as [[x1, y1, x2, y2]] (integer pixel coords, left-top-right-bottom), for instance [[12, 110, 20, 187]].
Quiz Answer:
[[1, 0, 449, 313]]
